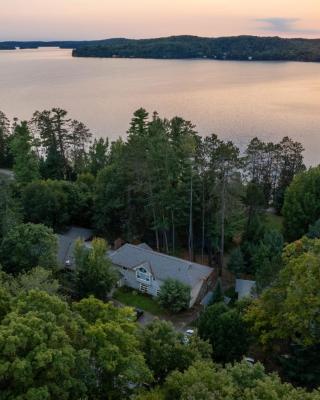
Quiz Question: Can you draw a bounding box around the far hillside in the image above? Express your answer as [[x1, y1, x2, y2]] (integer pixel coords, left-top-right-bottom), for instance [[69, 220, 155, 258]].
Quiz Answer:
[[72, 35, 320, 62], [1, 35, 320, 62]]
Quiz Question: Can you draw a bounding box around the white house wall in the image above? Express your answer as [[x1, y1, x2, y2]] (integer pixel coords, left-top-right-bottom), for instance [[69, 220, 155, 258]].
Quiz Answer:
[[115, 264, 162, 297]]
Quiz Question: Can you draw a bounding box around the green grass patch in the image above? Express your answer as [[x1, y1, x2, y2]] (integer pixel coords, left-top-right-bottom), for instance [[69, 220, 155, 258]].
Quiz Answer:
[[113, 287, 166, 316], [264, 213, 284, 233]]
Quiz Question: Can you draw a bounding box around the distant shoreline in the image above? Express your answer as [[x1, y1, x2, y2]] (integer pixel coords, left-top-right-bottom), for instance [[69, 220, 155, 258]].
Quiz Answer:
[[1, 35, 320, 62]]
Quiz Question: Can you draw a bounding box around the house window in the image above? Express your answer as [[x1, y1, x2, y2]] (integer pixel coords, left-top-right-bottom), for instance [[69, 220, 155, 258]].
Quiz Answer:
[[139, 283, 148, 293], [136, 267, 151, 283]]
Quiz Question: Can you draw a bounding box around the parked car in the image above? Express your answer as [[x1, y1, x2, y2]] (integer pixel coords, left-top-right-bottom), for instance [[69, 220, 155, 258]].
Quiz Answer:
[[65, 259, 71, 267], [183, 329, 194, 344], [134, 308, 144, 320], [244, 357, 255, 365]]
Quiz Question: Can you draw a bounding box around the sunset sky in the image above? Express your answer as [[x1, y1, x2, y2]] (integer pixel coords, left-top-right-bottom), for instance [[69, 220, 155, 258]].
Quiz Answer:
[[1, 0, 319, 40]]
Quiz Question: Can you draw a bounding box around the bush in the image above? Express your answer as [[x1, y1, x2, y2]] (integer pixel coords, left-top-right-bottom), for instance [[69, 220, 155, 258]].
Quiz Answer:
[[158, 279, 191, 313]]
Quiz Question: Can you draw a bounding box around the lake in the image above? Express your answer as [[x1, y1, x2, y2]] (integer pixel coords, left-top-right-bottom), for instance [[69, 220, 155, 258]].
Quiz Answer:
[[1, 47, 320, 165]]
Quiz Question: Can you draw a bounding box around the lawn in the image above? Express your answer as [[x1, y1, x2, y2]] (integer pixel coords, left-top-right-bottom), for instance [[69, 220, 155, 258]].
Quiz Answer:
[[113, 287, 166, 316]]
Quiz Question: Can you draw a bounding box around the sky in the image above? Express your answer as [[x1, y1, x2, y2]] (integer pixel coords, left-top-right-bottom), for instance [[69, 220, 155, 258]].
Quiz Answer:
[[1, 0, 320, 41]]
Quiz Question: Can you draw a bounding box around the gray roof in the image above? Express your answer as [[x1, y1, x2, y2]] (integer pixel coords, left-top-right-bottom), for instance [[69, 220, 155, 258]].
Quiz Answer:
[[235, 279, 256, 299], [136, 243, 153, 251], [109, 243, 213, 288], [57, 227, 93, 267]]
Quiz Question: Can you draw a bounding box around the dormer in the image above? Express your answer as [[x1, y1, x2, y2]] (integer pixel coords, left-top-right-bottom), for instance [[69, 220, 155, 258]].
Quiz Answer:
[[135, 262, 153, 285]]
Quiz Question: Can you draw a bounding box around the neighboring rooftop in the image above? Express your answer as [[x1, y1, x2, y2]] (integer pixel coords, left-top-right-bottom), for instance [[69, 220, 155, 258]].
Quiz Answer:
[[109, 243, 213, 287], [57, 226, 93, 268], [235, 279, 256, 299]]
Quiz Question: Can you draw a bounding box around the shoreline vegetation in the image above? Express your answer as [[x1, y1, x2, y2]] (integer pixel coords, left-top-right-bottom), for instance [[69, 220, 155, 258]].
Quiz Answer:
[[1, 35, 320, 62], [2, 107, 320, 395]]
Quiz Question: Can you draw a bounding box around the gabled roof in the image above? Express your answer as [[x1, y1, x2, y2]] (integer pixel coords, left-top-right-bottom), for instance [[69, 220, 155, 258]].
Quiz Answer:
[[109, 243, 213, 288], [57, 226, 93, 267]]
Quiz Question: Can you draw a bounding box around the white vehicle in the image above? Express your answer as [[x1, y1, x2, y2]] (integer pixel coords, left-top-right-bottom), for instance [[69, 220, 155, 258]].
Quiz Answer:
[[183, 329, 195, 344], [244, 357, 255, 365]]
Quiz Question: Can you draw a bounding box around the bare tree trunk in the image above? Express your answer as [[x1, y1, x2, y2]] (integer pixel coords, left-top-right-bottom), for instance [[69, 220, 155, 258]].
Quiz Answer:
[[171, 209, 175, 255], [219, 171, 226, 277], [201, 180, 205, 264], [188, 163, 193, 261], [148, 179, 160, 251], [162, 214, 169, 253], [163, 230, 169, 254], [127, 188, 133, 242], [152, 207, 160, 251]]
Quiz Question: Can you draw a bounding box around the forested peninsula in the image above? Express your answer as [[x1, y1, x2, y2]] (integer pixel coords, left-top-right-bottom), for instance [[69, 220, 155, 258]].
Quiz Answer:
[[1, 35, 320, 62]]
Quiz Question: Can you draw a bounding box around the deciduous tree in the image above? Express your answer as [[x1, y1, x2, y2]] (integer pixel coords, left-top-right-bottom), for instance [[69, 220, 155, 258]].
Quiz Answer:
[[75, 238, 118, 300], [0, 223, 57, 275], [158, 279, 191, 313]]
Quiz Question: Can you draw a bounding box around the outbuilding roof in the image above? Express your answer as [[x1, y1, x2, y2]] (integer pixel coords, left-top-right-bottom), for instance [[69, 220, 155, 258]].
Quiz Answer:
[[109, 243, 213, 288], [57, 226, 93, 268], [235, 279, 256, 299]]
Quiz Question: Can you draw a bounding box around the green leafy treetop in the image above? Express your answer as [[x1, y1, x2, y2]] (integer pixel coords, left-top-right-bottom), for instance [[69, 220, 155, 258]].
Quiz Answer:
[[135, 360, 320, 400], [74, 237, 118, 300], [0, 223, 58, 275], [139, 319, 212, 383], [246, 237, 320, 346], [198, 302, 251, 363], [158, 279, 191, 313], [73, 296, 152, 398], [283, 166, 320, 241], [0, 290, 87, 400], [0, 291, 152, 400], [9, 121, 40, 184]]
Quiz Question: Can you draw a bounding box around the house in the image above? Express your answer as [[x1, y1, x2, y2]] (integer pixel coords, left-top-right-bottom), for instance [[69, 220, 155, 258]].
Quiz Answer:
[[57, 226, 93, 268], [109, 243, 215, 307], [235, 279, 256, 299]]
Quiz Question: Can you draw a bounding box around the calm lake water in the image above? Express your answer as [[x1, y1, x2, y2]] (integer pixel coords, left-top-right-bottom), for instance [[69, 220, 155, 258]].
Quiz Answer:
[[1, 47, 320, 165]]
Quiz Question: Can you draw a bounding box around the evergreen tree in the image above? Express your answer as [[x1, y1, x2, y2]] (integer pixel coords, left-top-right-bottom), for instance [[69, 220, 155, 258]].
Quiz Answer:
[[9, 121, 40, 184], [0, 110, 11, 168], [253, 229, 284, 292], [228, 247, 246, 276], [209, 278, 224, 304]]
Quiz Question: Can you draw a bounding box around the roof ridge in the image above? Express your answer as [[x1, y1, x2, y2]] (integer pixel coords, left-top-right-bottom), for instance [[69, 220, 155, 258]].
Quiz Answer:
[[124, 243, 196, 268]]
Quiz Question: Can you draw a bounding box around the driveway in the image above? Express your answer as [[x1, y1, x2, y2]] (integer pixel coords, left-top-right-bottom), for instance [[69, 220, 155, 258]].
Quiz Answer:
[[0, 169, 14, 179], [112, 298, 201, 331]]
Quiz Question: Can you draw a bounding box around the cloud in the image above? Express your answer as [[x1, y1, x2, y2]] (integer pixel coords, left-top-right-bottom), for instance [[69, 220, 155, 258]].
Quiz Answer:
[[256, 18, 320, 35]]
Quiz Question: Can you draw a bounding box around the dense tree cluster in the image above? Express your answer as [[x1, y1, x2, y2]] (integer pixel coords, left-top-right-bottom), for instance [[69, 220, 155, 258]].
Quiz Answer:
[[198, 301, 251, 363], [0, 268, 319, 399], [0, 108, 305, 263], [283, 166, 320, 241], [246, 237, 320, 387], [135, 360, 320, 400], [2, 36, 320, 62], [0, 223, 57, 275], [71, 35, 320, 62], [2, 106, 320, 396]]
